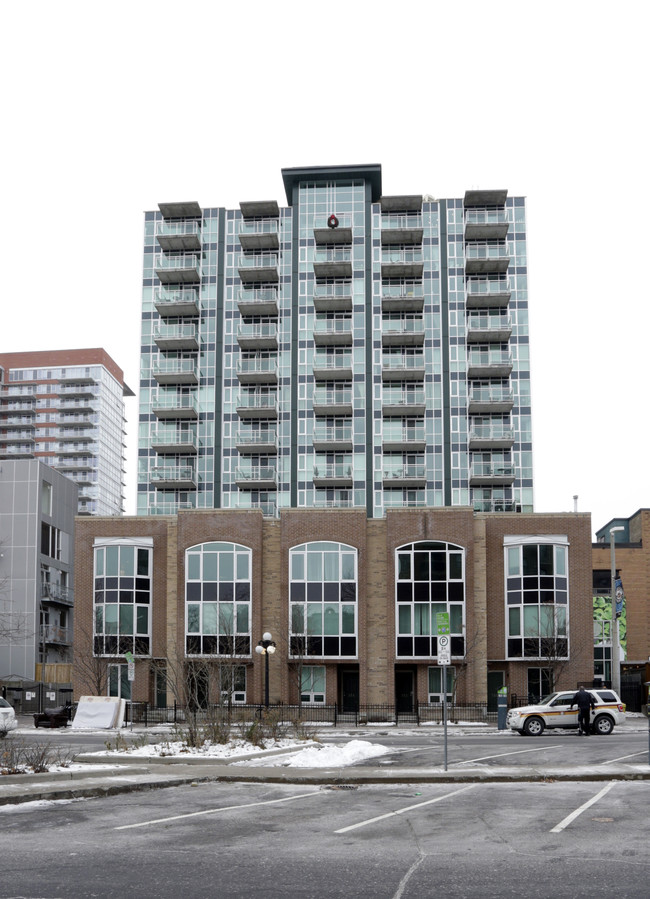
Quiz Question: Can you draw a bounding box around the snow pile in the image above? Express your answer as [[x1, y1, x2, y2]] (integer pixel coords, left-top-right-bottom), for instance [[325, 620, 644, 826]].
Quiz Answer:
[[234, 739, 390, 768], [97, 737, 312, 760]]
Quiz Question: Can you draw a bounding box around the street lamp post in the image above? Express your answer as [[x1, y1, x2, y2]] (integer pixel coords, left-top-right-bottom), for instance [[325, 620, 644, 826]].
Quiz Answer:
[[610, 526, 624, 695], [255, 631, 276, 708]]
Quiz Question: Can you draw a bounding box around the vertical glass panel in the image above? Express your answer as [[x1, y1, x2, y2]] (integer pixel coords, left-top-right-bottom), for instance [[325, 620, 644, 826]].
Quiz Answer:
[[307, 604, 322, 634], [95, 606, 103, 632], [523, 606, 539, 636], [136, 607, 148, 635], [291, 605, 305, 633], [341, 605, 355, 634], [449, 552, 463, 580], [236, 552, 249, 580], [219, 603, 234, 634], [119, 605, 133, 635], [312, 666, 325, 693], [307, 552, 322, 582], [556, 606, 567, 636], [522, 544, 538, 576], [120, 546, 134, 577], [106, 545, 119, 576], [95, 548, 104, 577], [324, 604, 339, 634], [203, 552, 218, 581], [414, 603, 430, 635], [540, 605, 555, 637], [323, 552, 339, 581], [507, 546, 520, 576], [508, 607, 520, 636], [105, 605, 118, 634], [449, 604, 462, 632], [219, 552, 234, 582], [137, 549, 149, 576], [188, 553, 201, 581], [428, 666, 441, 693], [414, 552, 429, 580], [555, 545, 566, 576], [291, 552, 305, 581], [109, 666, 119, 696], [397, 553, 411, 580], [398, 605, 412, 634], [203, 603, 219, 634], [341, 553, 355, 580], [187, 605, 200, 632], [430, 552, 446, 580], [236, 604, 249, 633], [539, 544, 554, 576]]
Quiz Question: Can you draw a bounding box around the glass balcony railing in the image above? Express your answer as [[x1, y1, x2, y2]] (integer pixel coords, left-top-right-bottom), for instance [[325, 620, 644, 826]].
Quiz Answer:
[[235, 466, 278, 482], [313, 389, 353, 406], [314, 247, 352, 265], [382, 355, 425, 371], [237, 324, 277, 341], [156, 221, 201, 241], [236, 393, 278, 410], [238, 253, 279, 269], [235, 428, 277, 446], [312, 425, 353, 443], [153, 323, 198, 343], [152, 394, 198, 414], [466, 277, 510, 296], [313, 464, 352, 479], [469, 426, 515, 442], [239, 220, 279, 237], [383, 464, 426, 479], [468, 387, 514, 405], [155, 253, 201, 272], [382, 389, 425, 405], [381, 318, 424, 334], [313, 354, 352, 371], [150, 465, 196, 483], [152, 359, 197, 378], [313, 283, 353, 299], [381, 213, 423, 230], [237, 287, 278, 305], [467, 314, 511, 331], [382, 427, 426, 443], [467, 350, 513, 367], [464, 209, 510, 227], [470, 463, 515, 477], [313, 319, 352, 336], [381, 248, 423, 265], [473, 499, 518, 513], [465, 243, 510, 261], [237, 357, 278, 377]]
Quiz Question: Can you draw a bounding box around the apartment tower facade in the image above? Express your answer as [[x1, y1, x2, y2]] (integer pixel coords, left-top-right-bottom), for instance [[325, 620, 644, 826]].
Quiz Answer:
[[137, 164, 532, 518]]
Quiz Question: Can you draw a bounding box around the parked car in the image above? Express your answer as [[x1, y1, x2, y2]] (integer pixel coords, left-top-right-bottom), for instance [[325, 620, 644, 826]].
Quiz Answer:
[[0, 697, 18, 734], [507, 688, 626, 736]]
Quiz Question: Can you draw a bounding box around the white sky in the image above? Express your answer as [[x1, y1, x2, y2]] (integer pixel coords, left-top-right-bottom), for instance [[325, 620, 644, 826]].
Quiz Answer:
[[2, 0, 648, 536]]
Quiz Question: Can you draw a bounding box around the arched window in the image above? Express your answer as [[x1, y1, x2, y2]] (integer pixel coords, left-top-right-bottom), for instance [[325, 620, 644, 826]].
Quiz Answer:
[[185, 542, 251, 656], [289, 541, 357, 657], [395, 540, 465, 658]]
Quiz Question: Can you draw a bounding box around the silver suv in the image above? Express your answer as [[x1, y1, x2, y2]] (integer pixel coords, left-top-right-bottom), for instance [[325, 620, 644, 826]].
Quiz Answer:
[[507, 688, 626, 736]]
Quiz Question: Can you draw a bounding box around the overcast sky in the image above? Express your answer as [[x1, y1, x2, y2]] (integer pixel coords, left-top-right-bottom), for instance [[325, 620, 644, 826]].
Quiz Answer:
[[2, 1, 647, 536]]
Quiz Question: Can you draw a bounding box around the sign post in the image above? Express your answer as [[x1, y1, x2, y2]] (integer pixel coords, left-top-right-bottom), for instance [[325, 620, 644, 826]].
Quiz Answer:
[[437, 613, 451, 771]]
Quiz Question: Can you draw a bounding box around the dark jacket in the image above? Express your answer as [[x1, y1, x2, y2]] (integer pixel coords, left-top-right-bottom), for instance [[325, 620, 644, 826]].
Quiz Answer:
[[571, 689, 596, 711]]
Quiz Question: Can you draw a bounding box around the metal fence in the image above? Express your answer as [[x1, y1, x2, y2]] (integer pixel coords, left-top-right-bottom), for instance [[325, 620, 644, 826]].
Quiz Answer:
[[123, 701, 498, 728]]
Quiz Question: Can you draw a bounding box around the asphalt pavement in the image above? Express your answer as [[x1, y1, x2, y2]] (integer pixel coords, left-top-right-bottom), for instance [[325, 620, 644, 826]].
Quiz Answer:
[[2, 715, 649, 806]]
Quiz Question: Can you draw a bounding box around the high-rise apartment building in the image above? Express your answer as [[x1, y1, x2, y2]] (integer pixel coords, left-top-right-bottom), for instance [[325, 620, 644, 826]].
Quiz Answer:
[[0, 349, 133, 516], [137, 164, 532, 518]]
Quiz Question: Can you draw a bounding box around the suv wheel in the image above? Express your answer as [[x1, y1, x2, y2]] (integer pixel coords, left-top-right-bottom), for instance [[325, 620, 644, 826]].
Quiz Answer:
[[593, 714, 614, 735], [523, 716, 545, 736]]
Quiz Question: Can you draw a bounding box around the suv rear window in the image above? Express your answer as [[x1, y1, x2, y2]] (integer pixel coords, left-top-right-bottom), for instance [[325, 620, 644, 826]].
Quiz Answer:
[[595, 691, 617, 702]]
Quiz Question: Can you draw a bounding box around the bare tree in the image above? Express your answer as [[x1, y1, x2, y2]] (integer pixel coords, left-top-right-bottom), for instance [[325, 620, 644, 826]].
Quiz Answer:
[[71, 619, 109, 697]]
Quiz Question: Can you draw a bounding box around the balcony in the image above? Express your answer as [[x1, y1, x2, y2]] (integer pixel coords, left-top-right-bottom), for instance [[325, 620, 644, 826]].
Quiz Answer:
[[41, 583, 73, 607], [152, 393, 198, 419], [473, 498, 520, 513], [150, 465, 197, 489], [381, 354, 426, 381], [313, 318, 353, 346], [59, 397, 97, 413], [40, 625, 70, 645], [55, 429, 94, 442], [236, 357, 278, 384], [247, 499, 278, 518], [0, 430, 36, 444], [313, 214, 353, 245], [469, 463, 516, 486], [312, 463, 353, 488], [467, 349, 513, 378], [156, 220, 201, 251], [154, 288, 200, 317], [155, 253, 201, 283], [159, 201, 202, 219], [381, 247, 423, 279], [3, 400, 36, 414], [312, 283, 353, 312], [237, 323, 278, 349], [380, 195, 422, 213], [237, 287, 278, 317], [384, 493, 427, 509], [56, 457, 95, 472], [235, 428, 278, 453], [153, 323, 199, 351], [381, 318, 425, 347], [381, 283, 425, 313], [382, 464, 426, 488], [464, 189, 508, 208], [468, 426, 515, 450], [148, 500, 196, 515], [312, 388, 353, 417], [465, 277, 511, 308], [239, 200, 279, 218], [464, 208, 510, 240], [382, 427, 426, 452], [150, 428, 197, 454], [312, 424, 353, 452], [312, 354, 353, 380], [58, 415, 95, 429], [238, 219, 279, 250], [313, 247, 352, 279], [380, 213, 424, 246], [466, 313, 512, 343], [237, 253, 279, 283], [465, 242, 510, 274], [58, 370, 97, 385], [2, 416, 35, 429], [0, 445, 34, 458], [312, 494, 357, 509], [467, 387, 514, 414], [152, 358, 198, 385], [236, 393, 278, 419], [235, 465, 278, 489], [382, 389, 426, 417]]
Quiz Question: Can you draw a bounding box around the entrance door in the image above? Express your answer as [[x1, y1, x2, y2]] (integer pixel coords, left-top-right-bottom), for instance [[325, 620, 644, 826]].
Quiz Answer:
[[340, 670, 359, 713], [487, 671, 505, 712], [395, 669, 414, 713]]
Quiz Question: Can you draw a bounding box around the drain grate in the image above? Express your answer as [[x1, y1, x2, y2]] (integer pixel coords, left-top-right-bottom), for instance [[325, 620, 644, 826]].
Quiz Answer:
[[323, 784, 359, 791]]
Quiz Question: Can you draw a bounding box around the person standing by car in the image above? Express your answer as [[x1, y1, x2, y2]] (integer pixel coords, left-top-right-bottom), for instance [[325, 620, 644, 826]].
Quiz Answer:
[[570, 686, 596, 735]]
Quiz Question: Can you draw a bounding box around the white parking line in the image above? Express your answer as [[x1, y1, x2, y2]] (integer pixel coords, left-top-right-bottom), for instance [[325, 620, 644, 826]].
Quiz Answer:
[[549, 781, 616, 833], [334, 784, 476, 834], [454, 745, 564, 765], [602, 750, 648, 764], [114, 789, 324, 830]]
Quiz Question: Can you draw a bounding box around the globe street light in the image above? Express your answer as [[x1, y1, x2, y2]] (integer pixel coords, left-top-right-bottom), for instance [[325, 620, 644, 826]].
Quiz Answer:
[[610, 526, 625, 695], [255, 631, 276, 708]]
